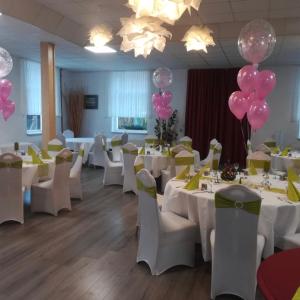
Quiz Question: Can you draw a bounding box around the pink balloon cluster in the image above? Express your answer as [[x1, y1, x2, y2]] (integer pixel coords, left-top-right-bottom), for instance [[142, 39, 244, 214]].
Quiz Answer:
[[0, 79, 15, 121], [152, 91, 173, 120], [228, 65, 276, 130]]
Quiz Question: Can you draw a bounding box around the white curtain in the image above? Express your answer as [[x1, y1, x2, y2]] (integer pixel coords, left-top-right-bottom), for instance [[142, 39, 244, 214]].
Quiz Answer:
[[108, 71, 151, 118], [291, 67, 300, 123]]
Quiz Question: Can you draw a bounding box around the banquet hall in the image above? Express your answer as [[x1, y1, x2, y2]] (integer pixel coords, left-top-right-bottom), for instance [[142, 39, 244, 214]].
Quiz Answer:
[[0, 0, 300, 299]]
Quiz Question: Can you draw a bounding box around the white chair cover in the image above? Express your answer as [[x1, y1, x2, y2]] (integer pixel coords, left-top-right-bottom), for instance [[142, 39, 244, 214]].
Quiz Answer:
[[263, 137, 277, 148], [122, 143, 138, 194], [56, 133, 66, 147], [0, 153, 23, 224], [88, 134, 106, 168], [70, 144, 84, 199], [175, 150, 194, 176], [277, 233, 300, 250], [210, 185, 265, 300], [210, 142, 222, 170], [247, 151, 271, 174], [136, 168, 197, 275], [179, 136, 193, 148], [103, 151, 123, 186], [31, 149, 73, 216], [200, 138, 218, 167], [63, 129, 75, 150], [48, 138, 64, 157], [111, 135, 122, 162], [121, 133, 128, 145], [247, 139, 252, 155]]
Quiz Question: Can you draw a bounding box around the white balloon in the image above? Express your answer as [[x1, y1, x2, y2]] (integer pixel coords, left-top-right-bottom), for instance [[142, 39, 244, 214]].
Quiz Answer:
[[0, 47, 13, 78], [153, 67, 173, 89]]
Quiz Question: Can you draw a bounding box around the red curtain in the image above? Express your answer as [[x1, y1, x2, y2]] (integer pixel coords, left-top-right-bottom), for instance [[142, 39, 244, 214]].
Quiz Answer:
[[185, 69, 250, 168]]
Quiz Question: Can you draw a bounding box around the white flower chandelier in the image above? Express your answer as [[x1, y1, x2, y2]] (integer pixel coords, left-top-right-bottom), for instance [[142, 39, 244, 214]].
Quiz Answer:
[[127, 0, 202, 25], [182, 25, 215, 52], [89, 26, 113, 47], [118, 16, 172, 58]]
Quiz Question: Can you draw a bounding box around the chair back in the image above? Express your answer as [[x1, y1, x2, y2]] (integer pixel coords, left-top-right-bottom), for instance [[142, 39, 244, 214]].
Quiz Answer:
[[63, 129, 74, 139], [56, 133, 66, 147], [94, 134, 106, 154], [48, 138, 64, 157], [134, 155, 145, 174], [203, 138, 218, 163], [179, 136, 193, 148], [111, 135, 122, 162], [123, 143, 138, 171], [247, 139, 252, 155], [121, 133, 128, 145], [212, 185, 261, 299], [175, 150, 194, 175], [247, 151, 271, 174], [211, 143, 222, 170], [70, 144, 84, 179], [264, 138, 277, 148], [144, 135, 158, 145]]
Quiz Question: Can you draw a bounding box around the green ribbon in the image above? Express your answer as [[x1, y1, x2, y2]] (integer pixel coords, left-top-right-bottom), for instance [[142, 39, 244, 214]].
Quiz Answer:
[[48, 144, 63, 152], [111, 140, 122, 147], [136, 179, 157, 198], [215, 193, 261, 215], [264, 141, 277, 148], [41, 149, 51, 159], [145, 138, 158, 144], [122, 148, 138, 155], [56, 155, 73, 165], [134, 163, 144, 174], [180, 140, 192, 147], [0, 160, 22, 169], [175, 156, 194, 166], [171, 147, 192, 157], [79, 149, 85, 157]]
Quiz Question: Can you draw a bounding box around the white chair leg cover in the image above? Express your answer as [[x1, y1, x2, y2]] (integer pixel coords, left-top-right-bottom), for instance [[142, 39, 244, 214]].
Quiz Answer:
[[70, 146, 84, 199], [103, 152, 123, 186]]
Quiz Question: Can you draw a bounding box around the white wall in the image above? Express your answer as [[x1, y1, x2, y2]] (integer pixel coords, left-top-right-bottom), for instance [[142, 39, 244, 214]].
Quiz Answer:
[[61, 69, 187, 140]]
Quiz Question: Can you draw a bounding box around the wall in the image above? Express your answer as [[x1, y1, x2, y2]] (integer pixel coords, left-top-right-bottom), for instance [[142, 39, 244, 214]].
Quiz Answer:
[[61, 69, 187, 141]]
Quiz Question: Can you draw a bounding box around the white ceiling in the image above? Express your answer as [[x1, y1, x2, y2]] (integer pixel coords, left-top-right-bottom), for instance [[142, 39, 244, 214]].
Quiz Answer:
[[0, 0, 299, 71]]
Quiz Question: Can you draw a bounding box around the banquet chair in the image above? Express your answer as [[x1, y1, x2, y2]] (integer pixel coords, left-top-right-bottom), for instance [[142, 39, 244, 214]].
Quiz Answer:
[[0, 153, 23, 224], [31, 149, 73, 216], [200, 138, 218, 167], [210, 185, 265, 300], [70, 144, 84, 200], [264, 137, 277, 148], [247, 151, 271, 174], [179, 136, 193, 148], [122, 143, 138, 194], [63, 129, 75, 150], [111, 135, 123, 162], [276, 232, 300, 250], [136, 168, 197, 275], [175, 150, 195, 176], [144, 135, 158, 146], [121, 132, 128, 145], [210, 142, 222, 171], [56, 133, 66, 147], [103, 151, 123, 186], [88, 134, 106, 168], [48, 138, 64, 157]]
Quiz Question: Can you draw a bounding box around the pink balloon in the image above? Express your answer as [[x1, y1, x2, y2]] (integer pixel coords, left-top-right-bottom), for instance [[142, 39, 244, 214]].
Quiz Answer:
[[237, 65, 258, 93], [255, 70, 276, 99], [247, 100, 270, 130], [161, 91, 172, 105], [2, 100, 15, 121], [157, 105, 172, 120], [0, 79, 12, 99], [228, 91, 250, 120], [152, 93, 161, 106]]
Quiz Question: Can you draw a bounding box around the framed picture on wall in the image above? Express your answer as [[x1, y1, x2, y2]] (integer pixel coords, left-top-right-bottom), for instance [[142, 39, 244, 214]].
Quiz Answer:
[[84, 95, 98, 109]]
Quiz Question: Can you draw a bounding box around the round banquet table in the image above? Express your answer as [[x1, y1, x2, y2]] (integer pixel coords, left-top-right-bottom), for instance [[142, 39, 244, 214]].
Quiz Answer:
[[257, 248, 300, 300], [272, 151, 300, 172], [163, 174, 300, 261]]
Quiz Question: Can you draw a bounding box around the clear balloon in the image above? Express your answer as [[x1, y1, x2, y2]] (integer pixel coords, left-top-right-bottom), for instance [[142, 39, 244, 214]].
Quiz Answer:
[[153, 67, 173, 89], [255, 70, 276, 99], [228, 91, 250, 120], [238, 19, 276, 64], [0, 47, 13, 78], [247, 100, 270, 130], [237, 65, 258, 93]]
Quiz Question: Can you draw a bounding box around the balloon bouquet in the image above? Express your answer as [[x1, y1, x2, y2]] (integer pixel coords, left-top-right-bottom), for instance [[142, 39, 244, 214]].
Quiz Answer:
[[0, 47, 15, 121], [228, 19, 277, 130]]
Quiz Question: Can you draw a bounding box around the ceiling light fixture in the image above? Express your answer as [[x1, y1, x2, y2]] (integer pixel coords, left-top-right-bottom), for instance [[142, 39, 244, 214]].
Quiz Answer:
[[84, 45, 116, 53], [89, 25, 113, 48], [182, 25, 215, 53], [118, 15, 172, 58], [127, 0, 202, 25]]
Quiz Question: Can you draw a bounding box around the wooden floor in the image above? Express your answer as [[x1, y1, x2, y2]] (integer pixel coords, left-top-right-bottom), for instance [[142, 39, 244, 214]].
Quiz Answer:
[[0, 168, 264, 300]]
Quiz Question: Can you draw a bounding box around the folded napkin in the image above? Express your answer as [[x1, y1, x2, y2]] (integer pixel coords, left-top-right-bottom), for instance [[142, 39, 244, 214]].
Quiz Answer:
[[271, 146, 280, 154], [176, 165, 190, 180], [288, 168, 300, 183], [184, 166, 207, 190], [139, 147, 145, 155], [280, 147, 291, 156], [292, 287, 300, 300], [30, 150, 43, 165], [287, 180, 300, 202], [248, 160, 258, 176], [27, 146, 36, 156], [41, 149, 51, 159], [162, 148, 171, 157]]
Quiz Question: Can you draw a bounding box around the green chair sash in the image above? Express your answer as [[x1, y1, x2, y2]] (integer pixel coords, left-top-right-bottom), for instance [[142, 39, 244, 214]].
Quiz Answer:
[[41, 149, 51, 159], [79, 149, 85, 157], [136, 179, 157, 198], [176, 165, 190, 180], [48, 144, 63, 152], [111, 140, 122, 147], [122, 148, 138, 155], [139, 147, 145, 155], [134, 163, 144, 174], [215, 193, 261, 215], [264, 141, 277, 148], [212, 159, 219, 171], [0, 160, 22, 169], [287, 180, 300, 202], [180, 140, 192, 148], [56, 155, 73, 165], [171, 147, 192, 157], [145, 138, 157, 144], [248, 159, 271, 173], [175, 156, 194, 166]]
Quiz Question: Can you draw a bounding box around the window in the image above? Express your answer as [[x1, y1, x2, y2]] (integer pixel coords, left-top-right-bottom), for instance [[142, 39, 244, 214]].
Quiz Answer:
[[26, 115, 41, 134], [109, 71, 150, 133]]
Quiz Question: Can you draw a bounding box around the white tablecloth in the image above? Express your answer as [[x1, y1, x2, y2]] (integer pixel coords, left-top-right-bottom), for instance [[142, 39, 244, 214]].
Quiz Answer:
[[66, 137, 94, 163], [163, 174, 300, 262], [0, 142, 34, 154], [272, 152, 300, 171]]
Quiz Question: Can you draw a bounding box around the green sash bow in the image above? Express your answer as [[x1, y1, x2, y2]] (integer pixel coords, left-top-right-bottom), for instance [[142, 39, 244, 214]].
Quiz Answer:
[[180, 140, 192, 148], [122, 148, 138, 155], [215, 193, 261, 215], [136, 179, 157, 198], [41, 149, 51, 159], [79, 148, 85, 157], [111, 140, 122, 147], [56, 155, 73, 165], [171, 147, 192, 157], [134, 163, 144, 174], [0, 160, 22, 169], [145, 138, 157, 144], [175, 156, 194, 166], [48, 144, 63, 152]]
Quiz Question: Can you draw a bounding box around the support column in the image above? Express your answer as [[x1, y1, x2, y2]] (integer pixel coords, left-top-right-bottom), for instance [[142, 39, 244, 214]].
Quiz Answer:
[[40, 42, 56, 148]]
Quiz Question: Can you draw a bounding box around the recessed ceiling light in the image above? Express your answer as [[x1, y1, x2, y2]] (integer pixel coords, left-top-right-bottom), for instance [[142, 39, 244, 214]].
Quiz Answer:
[[84, 45, 116, 53], [0, 12, 3, 16]]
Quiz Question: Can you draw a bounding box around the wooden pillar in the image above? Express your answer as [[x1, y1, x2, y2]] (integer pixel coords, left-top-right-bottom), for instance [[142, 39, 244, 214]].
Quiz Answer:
[[40, 42, 56, 148]]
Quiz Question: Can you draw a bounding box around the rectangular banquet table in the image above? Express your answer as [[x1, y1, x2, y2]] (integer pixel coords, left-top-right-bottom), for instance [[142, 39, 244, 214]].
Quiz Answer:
[[163, 174, 300, 262]]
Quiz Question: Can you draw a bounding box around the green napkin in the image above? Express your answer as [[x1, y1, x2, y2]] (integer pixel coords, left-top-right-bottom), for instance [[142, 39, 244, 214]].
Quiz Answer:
[[280, 147, 290, 156], [271, 146, 280, 154], [41, 149, 51, 159], [162, 149, 171, 157], [27, 146, 35, 156], [248, 160, 258, 175], [184, 166, 207, 190], [176, 165, 190, 180], [30, 149, 43, 165], [288, 168, 300, 183], [139, 147, 145, 155], [292, 287, 300, 300], [287, 180, 300, 202]]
